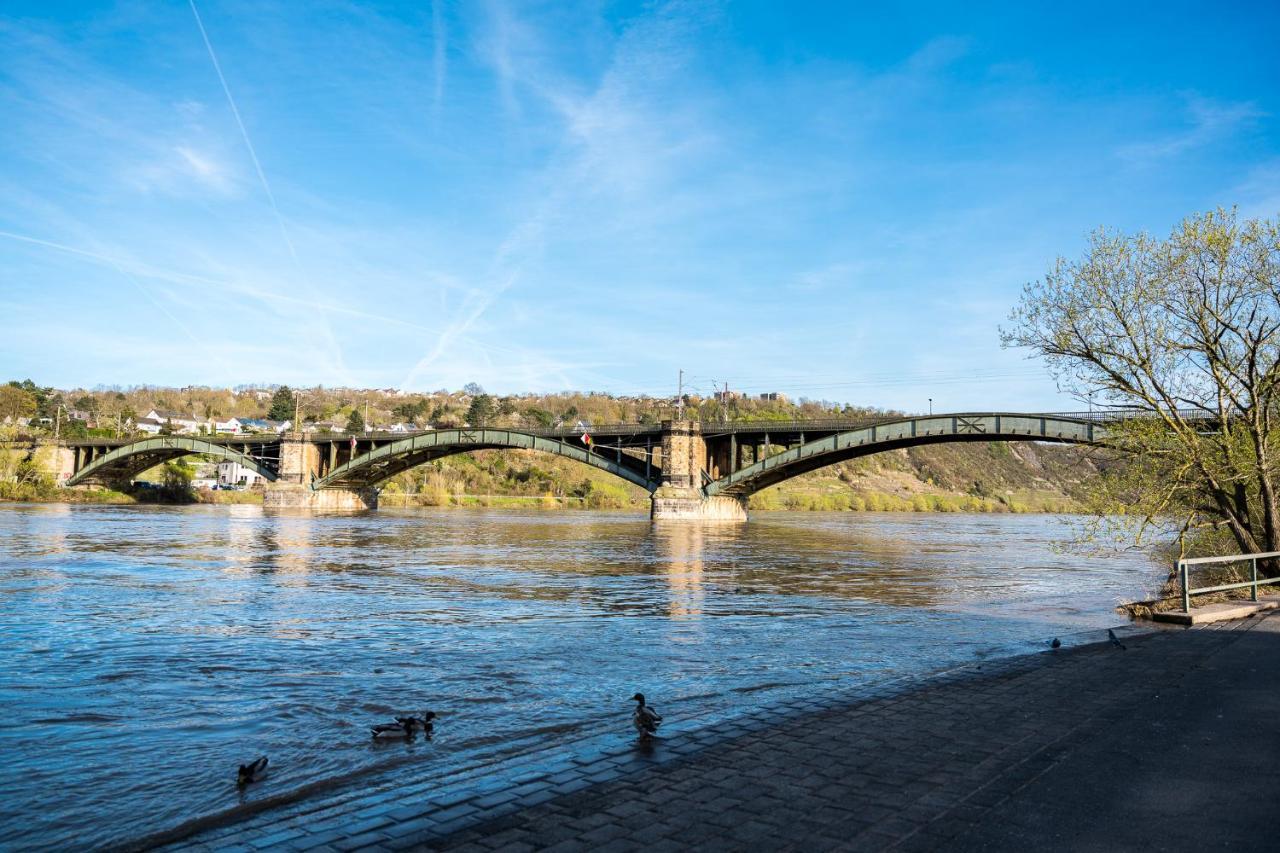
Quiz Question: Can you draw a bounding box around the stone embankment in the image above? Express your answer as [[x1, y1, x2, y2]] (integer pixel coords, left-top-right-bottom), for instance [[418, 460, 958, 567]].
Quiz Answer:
[[171, 614, 1278, 852]]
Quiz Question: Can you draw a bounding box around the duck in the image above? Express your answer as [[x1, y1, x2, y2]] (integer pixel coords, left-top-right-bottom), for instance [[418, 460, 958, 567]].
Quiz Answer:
[[237, 756, 268, 786], [371, 721, 413, 739], [631, 693, 662, 739], [1051, 638, 1061, 650], [396, 712, 437, 734]]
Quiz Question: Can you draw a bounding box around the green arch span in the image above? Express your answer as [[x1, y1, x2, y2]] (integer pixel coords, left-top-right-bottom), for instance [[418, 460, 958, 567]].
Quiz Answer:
[[704, 413, 1105, 498], [312, 429, 660, 492], [65, 436, 279, 486]]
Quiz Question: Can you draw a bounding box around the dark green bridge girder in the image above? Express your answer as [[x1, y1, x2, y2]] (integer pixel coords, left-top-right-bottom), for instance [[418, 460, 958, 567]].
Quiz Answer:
[[703, 413, 1105, 498], [65, 436, 279, 487], [312, 429, 662, 492]]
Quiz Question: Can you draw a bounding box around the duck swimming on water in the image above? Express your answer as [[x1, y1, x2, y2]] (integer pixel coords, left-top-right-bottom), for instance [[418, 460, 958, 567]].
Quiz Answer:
[[396, 712, 436, 734], [371, 721, 413, 739], [631, 693, 662, 739], [237, 756, 268, 786]]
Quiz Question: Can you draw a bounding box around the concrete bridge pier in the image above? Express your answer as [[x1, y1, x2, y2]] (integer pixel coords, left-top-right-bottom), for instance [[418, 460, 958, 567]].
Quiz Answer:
[[649, 421, 747, 522], [263, 436, 377, 510], [31, 444, 75, 485]]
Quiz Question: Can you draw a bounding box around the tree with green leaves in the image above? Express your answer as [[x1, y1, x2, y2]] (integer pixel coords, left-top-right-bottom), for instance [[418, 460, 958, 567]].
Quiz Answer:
[[466, 394, 495, 427], [0, 385, 37, 422], [268, 386, 295, 421], [345, 408, 365, 434], [1004, 208, 1280, 554]]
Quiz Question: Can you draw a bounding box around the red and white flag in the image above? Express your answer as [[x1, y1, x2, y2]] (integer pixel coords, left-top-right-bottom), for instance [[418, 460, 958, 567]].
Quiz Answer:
[[576, 420, 592, 447]]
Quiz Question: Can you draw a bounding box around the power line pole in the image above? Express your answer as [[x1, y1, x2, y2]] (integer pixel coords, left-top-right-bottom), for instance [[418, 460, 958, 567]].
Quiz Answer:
[[676, 369, 684, 421]]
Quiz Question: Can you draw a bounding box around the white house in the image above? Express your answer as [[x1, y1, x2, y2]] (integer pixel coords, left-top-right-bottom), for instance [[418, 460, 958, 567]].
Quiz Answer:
[[135, 417, 165, 435], [144, 409, 205, 434], [216, 461, 264, 487], [213, 417, 242, 435], [239, 418, 291, 434]]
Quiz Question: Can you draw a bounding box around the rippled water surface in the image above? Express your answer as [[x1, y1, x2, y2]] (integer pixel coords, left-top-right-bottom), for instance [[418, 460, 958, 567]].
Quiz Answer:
[[0, 505, 1163, 849]]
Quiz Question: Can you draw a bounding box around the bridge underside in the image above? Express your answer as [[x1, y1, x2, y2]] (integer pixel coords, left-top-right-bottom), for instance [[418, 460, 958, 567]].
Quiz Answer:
[[313, 429, 662, 493]]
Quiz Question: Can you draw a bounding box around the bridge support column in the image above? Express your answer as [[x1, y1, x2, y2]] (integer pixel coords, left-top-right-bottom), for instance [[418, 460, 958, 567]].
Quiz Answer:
[[650, 491, 747, 521], [263, 484, 378, 510], [263, 435, 377, 510], [32, 443, 75, 486], [650, 421, 747, 521]]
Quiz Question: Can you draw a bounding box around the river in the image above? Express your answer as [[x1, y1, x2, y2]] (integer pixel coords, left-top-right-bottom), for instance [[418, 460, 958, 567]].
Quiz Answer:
[[0, 504, 1162, 849]]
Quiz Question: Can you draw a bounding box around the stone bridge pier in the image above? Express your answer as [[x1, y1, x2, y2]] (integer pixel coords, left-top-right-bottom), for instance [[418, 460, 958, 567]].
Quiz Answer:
[[650, 421, 748, 522], [263, 436, 377, 510]]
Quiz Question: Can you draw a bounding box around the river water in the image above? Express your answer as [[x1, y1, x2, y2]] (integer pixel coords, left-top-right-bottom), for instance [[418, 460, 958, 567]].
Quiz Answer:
[[0, 505, 1162, 849]]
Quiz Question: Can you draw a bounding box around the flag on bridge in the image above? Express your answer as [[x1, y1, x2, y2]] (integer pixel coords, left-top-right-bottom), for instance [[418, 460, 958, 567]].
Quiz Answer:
[[576, 420, 592, 447], [350, 435, 357, 453]]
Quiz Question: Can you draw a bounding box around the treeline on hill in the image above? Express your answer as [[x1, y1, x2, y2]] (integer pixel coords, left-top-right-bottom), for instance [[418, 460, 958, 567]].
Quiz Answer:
[[2, 379, 1102, 512], [0, 379, 888, 438]]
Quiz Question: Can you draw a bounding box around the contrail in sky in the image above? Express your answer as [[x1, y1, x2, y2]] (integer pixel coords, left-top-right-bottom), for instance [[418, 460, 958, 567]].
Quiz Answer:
[[0, 229, 228, 374], [188, 0, 357, 380], [187, 0, 298, 266]]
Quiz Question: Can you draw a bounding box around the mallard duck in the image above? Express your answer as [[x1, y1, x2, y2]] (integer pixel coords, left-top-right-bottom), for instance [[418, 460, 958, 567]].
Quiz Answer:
[[396, 712, 436, 734], [371, 721, 413, 739], [1051, 638, 1061, 650], [237, 756, 268, 785], [631, 693, 662, 739]]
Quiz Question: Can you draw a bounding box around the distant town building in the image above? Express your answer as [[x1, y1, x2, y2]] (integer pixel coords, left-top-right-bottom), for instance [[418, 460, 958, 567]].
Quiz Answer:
[[714, 389, 742, 403], [239, 418, 291, 434], [758, 392, 789, 403], [306, 420, 346, 434], [144, 409, 204, 434], [213, 417, 242, 434], [135, 417, 165, 435], [216, 461, 264, 487]]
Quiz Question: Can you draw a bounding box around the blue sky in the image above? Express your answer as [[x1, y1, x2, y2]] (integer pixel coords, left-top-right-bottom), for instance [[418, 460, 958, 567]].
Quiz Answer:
[[1, 1, 1277, 411]]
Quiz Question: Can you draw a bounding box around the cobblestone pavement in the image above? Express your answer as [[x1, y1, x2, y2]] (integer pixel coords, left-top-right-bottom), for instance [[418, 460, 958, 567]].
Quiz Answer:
[[171, 615, 1279, 852]]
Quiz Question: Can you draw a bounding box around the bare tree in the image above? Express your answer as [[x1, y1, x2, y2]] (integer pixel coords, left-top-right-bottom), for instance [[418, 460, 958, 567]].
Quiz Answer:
[[1004, 208, 1280, 554]]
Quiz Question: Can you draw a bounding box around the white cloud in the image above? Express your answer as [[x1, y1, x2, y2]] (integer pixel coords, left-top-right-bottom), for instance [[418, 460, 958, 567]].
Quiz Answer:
[[1119, 94, 1263, 164]]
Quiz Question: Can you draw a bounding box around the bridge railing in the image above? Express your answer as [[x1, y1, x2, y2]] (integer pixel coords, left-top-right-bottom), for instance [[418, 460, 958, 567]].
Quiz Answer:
[[698, 408, 1218, 433]]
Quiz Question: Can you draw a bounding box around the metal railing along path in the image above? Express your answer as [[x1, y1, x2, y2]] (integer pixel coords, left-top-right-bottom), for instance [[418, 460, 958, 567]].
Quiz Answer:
[[1177, 552, 1280, 612]]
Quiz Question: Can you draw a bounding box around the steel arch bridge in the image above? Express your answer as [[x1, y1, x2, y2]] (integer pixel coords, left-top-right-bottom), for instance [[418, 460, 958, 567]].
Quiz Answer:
[[702, 413, 1103, 498], [54, 412, 1119, 504], [312, 429, 662, 492], [65, 436, 280, 487]]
